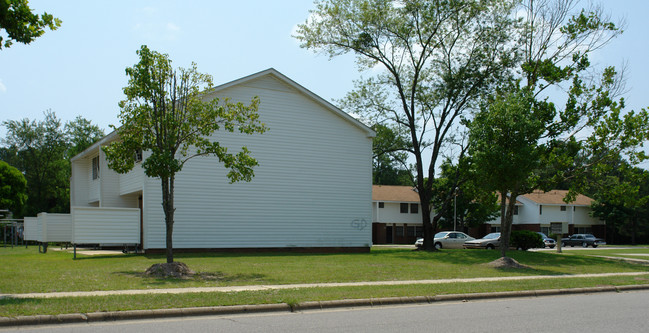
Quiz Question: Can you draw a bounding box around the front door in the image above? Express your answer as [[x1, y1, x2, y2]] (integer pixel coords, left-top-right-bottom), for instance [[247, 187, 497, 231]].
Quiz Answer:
[[386, 226, 393, 244]]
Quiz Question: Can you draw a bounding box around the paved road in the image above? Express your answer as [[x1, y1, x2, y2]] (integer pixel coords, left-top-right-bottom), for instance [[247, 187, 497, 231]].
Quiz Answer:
[[4, 290, 648, 333]]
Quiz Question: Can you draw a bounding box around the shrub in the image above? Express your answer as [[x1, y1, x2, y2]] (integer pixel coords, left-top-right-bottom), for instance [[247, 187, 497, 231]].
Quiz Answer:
[[510, 230, 544, 250]]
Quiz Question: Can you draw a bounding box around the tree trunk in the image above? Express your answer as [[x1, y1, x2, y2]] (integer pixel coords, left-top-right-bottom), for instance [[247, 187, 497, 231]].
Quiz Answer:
[[500, 190, 518, 258], [161, 174, 176, 263], [419, 185, 436, 251]]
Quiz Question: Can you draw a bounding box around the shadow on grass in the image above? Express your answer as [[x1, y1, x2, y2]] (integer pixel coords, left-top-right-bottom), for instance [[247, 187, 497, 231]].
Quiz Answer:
[[387, 248, 646, 274], [113, 271, 267, 285], [0, 297, 41, 306]]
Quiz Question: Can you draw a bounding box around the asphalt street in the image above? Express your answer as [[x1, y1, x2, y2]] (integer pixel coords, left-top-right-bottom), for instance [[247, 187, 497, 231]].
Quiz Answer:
[[4, 290, 648, 333]]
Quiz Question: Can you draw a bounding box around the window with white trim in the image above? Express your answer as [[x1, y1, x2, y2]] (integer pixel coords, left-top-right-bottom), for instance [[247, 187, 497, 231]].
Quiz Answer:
[[92, 156, 100, 180]]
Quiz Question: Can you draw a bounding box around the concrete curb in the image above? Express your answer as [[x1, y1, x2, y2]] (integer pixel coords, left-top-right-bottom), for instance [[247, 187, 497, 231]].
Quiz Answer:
[[2, 284, 649, 327]]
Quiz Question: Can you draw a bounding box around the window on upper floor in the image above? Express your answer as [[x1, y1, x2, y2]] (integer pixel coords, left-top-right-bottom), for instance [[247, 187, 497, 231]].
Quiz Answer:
[[400, 203, 408, 213], [378, 202, 385, 208], [410, 203, 419, 214], [560, 205, 567, 211], [134, 149, 143, 163], [92, 156, 100, 180], [513, 206, 519, 215], [539, 205, 543, 215]]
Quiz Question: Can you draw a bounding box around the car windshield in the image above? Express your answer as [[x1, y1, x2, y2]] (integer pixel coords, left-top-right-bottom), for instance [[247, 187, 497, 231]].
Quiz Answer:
[[483, 233, 500, 239], [584, 234, 596, 238], [434, 232, 450, 238]]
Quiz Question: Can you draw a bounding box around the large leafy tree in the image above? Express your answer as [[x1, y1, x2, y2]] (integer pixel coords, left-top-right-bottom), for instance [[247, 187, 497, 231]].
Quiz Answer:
[[468, 0, 649, 258], [65, 116, 105, 158], [1, 112, 104, 217], [104, 45, 267, 264], [1, 111, 69, 216], [590, 157, 649, 245], [296, 0, 517, 250], [431, 158, 499, 232], [0, 0, 61, 49], [371, 124, 412, 186], [0, 160, 27, 216]]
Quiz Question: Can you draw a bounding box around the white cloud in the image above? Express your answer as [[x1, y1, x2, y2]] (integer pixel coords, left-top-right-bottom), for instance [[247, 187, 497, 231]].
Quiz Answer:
[[0, 79, 6, 93]]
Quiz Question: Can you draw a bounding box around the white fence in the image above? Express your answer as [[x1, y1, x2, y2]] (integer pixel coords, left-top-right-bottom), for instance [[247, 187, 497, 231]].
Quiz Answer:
[[71, 207, 140, 244], [23, 217, 40, 242], [36, 213, 72, 243]]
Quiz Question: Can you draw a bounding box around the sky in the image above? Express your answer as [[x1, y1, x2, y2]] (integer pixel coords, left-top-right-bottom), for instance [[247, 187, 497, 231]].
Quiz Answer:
[[1, 0, 648, 165]]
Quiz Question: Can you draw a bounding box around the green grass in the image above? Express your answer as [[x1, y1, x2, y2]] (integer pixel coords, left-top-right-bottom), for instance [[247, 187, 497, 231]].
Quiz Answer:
[[2, 275, 648, 317], [1, 246, 647, 295], [561, 247, 649, 260], [1, 246, 649, 318]]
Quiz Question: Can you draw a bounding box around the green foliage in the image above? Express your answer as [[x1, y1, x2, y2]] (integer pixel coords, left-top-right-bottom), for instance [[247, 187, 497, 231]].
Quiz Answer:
[[0, 0, 61, 49], [467, 0, 649, 257], [589, 157, 649, 244], [0, 160, 27, 215], [104, 45, 266, 263], [65, 116, 104, 158], [371, 123, 412, 186], [431, 158, 500, 230], [1, 111, 69, 216], [1, 112, 104, 217], [510, 230, 544, 250], [297, 0, 518, 250]]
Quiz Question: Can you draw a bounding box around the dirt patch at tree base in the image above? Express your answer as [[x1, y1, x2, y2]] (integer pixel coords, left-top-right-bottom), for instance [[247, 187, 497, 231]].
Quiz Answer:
[[144, 262, 195, 278], [486, 257, 529, 269]]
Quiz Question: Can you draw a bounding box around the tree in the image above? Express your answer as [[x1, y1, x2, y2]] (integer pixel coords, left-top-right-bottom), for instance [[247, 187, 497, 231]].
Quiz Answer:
[[1, 112, 104, 217], [0, 0, 61, 49], [65, 116, 105, 158], [469, 88, 554, 257], [590, 158, 649, 245], [468, 0, 649, 259], [371, 124, 412, 186], [296, 0, 517, 250], [1, 110, 69, 216], [104, 45, 267, 264], [0, 160, 27, 216], [431, 158, 499, 232]]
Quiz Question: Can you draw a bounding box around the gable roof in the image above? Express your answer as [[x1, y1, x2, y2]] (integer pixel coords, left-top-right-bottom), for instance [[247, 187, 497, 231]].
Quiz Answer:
[[521, 190, 593, 206], [71, 68, 375, 162], [372, 185, 420, 202], [205, 68, 375, 138]]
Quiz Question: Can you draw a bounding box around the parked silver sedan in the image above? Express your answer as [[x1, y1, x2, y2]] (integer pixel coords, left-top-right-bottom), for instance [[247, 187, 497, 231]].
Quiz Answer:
[[415, 231, 474, 249]]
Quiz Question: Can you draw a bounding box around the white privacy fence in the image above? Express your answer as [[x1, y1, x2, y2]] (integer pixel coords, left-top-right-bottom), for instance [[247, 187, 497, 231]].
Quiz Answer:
[[71, 207, 140, 244], [22, 208, 140, 255]]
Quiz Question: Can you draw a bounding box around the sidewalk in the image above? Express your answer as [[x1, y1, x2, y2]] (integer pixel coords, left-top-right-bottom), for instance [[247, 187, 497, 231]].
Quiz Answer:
[[2, 272, 648, 299], [2, 272, 649, 327]]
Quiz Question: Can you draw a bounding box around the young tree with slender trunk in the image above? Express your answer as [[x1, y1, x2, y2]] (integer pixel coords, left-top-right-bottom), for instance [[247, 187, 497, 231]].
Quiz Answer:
[[104, 45, 266, 264]]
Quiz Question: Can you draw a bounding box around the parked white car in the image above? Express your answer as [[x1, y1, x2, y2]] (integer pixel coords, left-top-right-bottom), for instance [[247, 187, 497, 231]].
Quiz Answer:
[[415, 231, 475, 249]]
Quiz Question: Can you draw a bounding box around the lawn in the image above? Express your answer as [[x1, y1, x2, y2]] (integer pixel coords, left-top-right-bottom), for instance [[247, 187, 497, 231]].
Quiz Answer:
[[1, 245, 647, 294], [560, 247, 649, 260]]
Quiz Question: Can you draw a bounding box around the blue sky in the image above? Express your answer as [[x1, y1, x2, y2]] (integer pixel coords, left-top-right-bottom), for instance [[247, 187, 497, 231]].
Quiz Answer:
[[1, 0, 647, 148]]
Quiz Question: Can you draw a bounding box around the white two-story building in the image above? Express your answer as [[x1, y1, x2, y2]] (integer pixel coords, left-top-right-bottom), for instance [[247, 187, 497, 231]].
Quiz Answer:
[[27, 68, 376, 252]]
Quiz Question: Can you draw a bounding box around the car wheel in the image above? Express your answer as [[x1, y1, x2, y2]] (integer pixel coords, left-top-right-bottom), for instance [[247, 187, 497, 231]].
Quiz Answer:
[[434, 242, 442, 250], [582, 242, 588, 248], [486, 244, 495, 250], [562, 242, 566, 247], [592, 245, 598, 248]]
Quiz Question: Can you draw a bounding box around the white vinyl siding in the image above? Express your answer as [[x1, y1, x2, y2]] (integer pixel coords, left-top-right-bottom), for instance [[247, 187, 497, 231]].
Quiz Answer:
[[23, 217, 40, 241], [373, 202, 422, 224], [142, 74, 372, 249], [88, 154, 100, 203], [72, 207, 140, 244], [119, 162, 144, 195], [37, 213, 72, 242]]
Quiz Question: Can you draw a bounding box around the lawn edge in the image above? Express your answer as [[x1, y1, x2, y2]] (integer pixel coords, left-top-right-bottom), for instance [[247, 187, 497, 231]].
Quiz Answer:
[[2, 284, 648, 327]]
